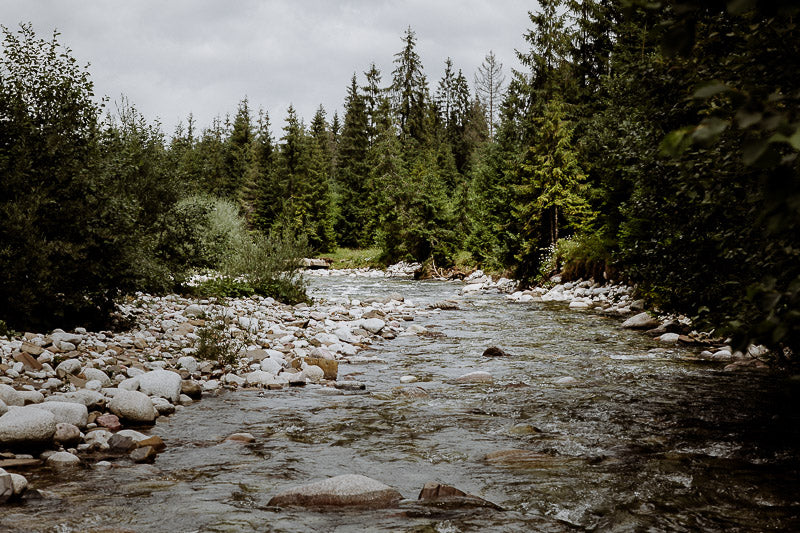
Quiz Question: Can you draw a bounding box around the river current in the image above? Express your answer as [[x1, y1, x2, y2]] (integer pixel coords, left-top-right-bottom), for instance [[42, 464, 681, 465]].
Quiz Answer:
[[2, 275, 798, 532]]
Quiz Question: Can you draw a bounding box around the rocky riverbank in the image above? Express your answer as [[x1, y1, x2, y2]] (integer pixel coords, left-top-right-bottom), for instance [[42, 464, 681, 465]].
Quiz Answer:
[[0, 278, 433, 502]]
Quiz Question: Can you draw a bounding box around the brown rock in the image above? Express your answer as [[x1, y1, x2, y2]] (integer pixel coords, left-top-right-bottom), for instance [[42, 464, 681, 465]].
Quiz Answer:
[[268, 474, 402, 509], [482, 346, 510, 357], [180, 380, 203, 399], [137, 435, 166, 452], [67, 374, 87, 388], [0, 458, 42, 469], [417, 482, 502, 510], [304, 357, 338, 380], [129, 446, 157, 463], [13, 352, 43, 371], [485, 449, 575, 469], [20, 343, 44, 357], [225, 432, 256, 443], [96, 413, 122, 431]]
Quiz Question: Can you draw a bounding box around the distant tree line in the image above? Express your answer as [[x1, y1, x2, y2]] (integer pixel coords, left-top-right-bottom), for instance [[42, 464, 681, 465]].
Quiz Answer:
[[1, 1, 799, 360]]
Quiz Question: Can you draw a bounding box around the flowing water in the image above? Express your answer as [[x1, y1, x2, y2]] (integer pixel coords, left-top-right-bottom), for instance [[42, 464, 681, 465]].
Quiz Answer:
[[2, 276, 799, 532]]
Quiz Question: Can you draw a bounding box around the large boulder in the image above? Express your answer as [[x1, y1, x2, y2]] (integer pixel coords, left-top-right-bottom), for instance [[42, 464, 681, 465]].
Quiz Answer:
[[46, 390, 104, 409], [268, 474, 402, 508], [360, 318, 386, 334], [82, 368, 111, 387], [621, 312, 660, 330], [138, 370, 182, 403], [0, 406, 57, 447], [108, 390, 156, 424], [35, 401, 89, 428]]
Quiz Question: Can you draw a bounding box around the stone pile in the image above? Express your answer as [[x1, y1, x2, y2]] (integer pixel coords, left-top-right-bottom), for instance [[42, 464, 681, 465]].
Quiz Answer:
[[460, 270, 518, 295], [507, 279, 640, 314], [0, 288, 428, 500]]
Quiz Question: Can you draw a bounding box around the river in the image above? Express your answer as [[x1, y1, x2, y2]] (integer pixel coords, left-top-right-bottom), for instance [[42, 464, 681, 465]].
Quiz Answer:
[[2, 275, 799, 532]]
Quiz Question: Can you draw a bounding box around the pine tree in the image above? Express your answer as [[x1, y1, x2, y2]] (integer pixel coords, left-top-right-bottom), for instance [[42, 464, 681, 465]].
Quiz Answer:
[[305, 105, 337, 251], [335, 74, 370, 247], [251, 109, 276, 231], [474, 50, 506, 140], [391, 27, 431, 147]]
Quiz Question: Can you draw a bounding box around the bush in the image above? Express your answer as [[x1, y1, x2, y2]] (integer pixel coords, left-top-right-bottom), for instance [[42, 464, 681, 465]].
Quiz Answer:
[[195, 314, 245, 367]]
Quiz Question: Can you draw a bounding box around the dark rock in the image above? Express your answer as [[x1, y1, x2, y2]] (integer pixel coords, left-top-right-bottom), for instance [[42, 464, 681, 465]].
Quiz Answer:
[[107, 433, 136, 454], [268, 474, 402, 509], [417, 482, 502, 510], [129, 446, 157, 463], [180, 380, 203, 400], [482, 346, 510, 357]]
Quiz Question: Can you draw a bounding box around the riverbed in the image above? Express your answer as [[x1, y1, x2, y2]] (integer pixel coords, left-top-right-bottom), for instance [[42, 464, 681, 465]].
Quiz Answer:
[[2, 275, 798, 532]]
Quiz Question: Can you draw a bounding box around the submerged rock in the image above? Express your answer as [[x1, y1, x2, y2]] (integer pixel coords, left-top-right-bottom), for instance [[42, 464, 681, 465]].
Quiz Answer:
[[455, 371, 493, 384], [482, 346, 510, 357], [268, 474, 402, 508], [417, 482, 502, 510]]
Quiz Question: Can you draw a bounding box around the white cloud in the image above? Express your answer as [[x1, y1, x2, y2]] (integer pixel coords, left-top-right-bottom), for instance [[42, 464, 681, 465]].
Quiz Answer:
[[4, 0, 533, 133]]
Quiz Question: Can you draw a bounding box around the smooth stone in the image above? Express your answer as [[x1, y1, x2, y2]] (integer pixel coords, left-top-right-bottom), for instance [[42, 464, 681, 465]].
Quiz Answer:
[[46, 390, 104, 409], [96, 413, 122, 431], [35, 401, 89, 428], [53, 423, 81, 446], [130, 446, 157, 463], [46, 451, 81, 468], [151, 397, 175, 415], [417, 481, 502, 510], [137, 435, 166, 452], [621, 312, 660, 330], [455, 371, 493, 384], [82, 368, 111, 386], [18, 390, 44, 405], [137, 370, 182, 403], [555, 376, 577, 385], [0, 400, 7, 417], [0, 385, 24, 407], [177, 356, 198, 373], [116, 429, 148, 442], [569, 300, 591, 309], [0, 407, 56, 446], [508, 423, 542, 435], [400, 375, 418, 384], [360, 318, 386, 334], [55, 359, 82, 378], [268, 474, 402, 508], [108, 390, 156, 424], [658, 332, 680, 343], [180, 380, 203, 399], [107, 433, 137, 453], [301, 365, 325, 383], [226, 432, 256, 443]]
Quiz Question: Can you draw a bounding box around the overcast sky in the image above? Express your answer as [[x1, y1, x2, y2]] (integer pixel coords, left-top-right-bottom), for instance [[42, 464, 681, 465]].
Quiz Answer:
[[4, 0, 535, 134]]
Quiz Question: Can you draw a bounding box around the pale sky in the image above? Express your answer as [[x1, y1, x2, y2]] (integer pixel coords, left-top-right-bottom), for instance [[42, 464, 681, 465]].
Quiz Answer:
[[3, 0, 535, 134]]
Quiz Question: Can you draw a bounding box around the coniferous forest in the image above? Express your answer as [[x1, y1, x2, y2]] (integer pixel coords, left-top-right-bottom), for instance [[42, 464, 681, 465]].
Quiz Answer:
[[1, 1, 799, 361]]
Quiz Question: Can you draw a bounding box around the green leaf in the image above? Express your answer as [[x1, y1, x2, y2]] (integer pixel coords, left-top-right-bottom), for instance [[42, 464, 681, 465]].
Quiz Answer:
[[726, 0, 757, 15], [691, 117, 729, 145], [735, 109, 762, 129], [660, 127, 693, 156], [692, 82, 731, 100]]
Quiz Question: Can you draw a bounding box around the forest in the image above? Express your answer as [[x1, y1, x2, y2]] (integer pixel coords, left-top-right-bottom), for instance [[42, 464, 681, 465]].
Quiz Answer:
[[1, 0, 798, 361]]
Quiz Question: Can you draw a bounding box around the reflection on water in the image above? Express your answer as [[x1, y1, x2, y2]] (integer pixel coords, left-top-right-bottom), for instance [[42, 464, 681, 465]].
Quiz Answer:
[[1, 277, 798, 532]]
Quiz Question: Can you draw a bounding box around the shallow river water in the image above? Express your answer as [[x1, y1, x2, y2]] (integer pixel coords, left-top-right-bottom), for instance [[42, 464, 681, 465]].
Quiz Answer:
[[2, 276, 799, 532]]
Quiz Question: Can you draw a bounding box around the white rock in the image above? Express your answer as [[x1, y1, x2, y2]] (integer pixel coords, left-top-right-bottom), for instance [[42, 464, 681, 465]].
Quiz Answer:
[[260, 358, 282, 374], [0, 399, 7, 416], [82, 368, 111, 386], [658, 333, 680, 343], [360, 318, 386, 334], [151, 396, 175, 415], [203, 379, 220, 391], [0, 406, 57, 445], [621, 312, 660, 330], [177, 356, 198, 373], [85, 379, 103, 391], [46, 390, 104, 408], [569, 301, 591, 309], [18, 390, 44, 404], [461, 283, 484, 294], [35, 401, 88, 428], [108, 389, 156, 423], [46, 451, 81, 467], [0, 384, 24, 407], [55, 359, 82, 378], [555, 376, 577, 384], [400, 375, 417, 383], [245, 370, 277, 387], [116, 429, 149, 442], [118, 377, 140, 391], [138, 369, 182, 403], [301, 365, 324, 383], [184, 304, 204, 317], [454, 371, 493, 384]]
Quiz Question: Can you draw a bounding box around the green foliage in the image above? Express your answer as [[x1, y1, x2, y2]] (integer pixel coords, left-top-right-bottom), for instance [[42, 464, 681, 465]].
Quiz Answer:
[[195, 314, 245, 367], [323, 247, 383, 269]]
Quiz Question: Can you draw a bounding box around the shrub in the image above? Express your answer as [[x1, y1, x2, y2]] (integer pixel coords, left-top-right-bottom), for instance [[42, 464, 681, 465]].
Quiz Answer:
[[194, 314, 245, 367]]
